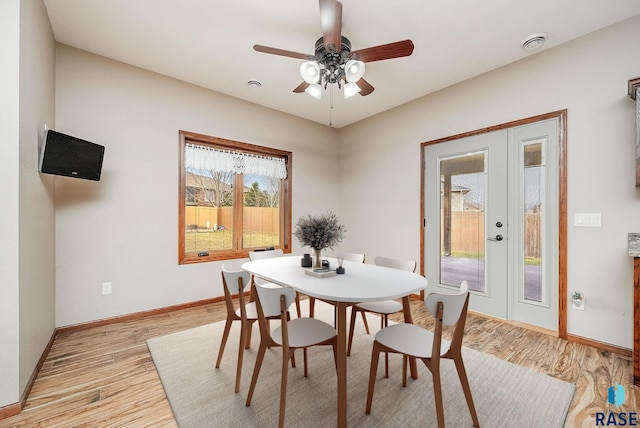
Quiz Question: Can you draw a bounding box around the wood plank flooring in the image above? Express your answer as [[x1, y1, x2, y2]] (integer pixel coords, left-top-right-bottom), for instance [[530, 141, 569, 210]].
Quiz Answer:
[[1, 299, 637, 427]]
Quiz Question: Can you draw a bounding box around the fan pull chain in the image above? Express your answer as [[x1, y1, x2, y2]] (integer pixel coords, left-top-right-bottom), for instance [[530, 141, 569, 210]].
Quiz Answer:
[[329, 85, 334, 126]]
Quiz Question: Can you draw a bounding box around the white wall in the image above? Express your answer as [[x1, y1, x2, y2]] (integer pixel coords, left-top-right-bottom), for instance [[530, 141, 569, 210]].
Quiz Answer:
[[54, 46, 339, 327], [18, 0, 56, 396], [0, 0, 22, 409], [0, 0, 56, 409], [339, 15, 640, 348]]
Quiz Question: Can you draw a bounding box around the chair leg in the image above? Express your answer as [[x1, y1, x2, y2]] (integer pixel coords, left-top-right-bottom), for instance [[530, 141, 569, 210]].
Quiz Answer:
[[235, 324, 248, 393], [215, 319, 233, 368], [303, 348, 309, 377], [402, 355, 407, 387], [454, 356, 480, 427], [309, 297, 316, 318], [361, 311, 370, 334], [294, 293, 302, 318], [383, 315, 389, 378], [347, 306, 359, 356], [279, 350, 292, 428], [245, 323, 253, 349], [245, 343, 267, 406], [432, 365, 445, 428], [365, 341, 382, 414]]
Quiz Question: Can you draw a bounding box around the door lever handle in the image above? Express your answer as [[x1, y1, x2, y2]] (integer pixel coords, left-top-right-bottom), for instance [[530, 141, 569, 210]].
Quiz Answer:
[[488, 234, 504, 242]]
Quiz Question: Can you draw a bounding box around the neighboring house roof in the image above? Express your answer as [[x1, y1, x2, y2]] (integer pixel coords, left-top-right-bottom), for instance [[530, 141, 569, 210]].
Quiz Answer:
[[185, 171, 233, 192], [451, 183, 471, 194]]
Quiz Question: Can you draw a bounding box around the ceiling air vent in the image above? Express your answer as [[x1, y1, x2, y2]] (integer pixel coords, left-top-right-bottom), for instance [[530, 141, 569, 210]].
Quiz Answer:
[[521, 33, 547, 52]]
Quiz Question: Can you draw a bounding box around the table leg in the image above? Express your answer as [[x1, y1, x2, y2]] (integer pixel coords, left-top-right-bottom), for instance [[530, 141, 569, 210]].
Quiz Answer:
[[402, 296, 419, 379], [336, 302, 347, 427]]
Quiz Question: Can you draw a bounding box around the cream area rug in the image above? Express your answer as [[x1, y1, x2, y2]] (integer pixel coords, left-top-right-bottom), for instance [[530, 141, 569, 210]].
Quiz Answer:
[[147, 301, 575, 427]]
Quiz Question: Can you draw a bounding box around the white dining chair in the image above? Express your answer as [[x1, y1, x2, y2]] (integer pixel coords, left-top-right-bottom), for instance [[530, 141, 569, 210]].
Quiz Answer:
[[347, 255, 416, 377], [245, 283, 338, 428], [249, 249, 302, 317], [215, 262, 265, 393], [365, 281, 479, 428]]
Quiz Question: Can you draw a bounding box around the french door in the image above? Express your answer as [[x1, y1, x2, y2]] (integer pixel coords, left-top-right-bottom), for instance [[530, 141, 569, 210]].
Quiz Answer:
[[423, 118, 560, 331]]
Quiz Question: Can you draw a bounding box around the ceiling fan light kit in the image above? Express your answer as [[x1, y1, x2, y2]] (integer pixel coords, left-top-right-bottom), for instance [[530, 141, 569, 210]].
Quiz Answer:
[[305, 83, 323, 100], [300, 61, 321, 84], [253, 0, 414, 100], [344, 59, 365, 83], [343, 82, 361, 98]]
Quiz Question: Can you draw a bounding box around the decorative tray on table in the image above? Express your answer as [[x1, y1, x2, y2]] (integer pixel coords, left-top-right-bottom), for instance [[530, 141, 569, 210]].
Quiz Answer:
[[305, 268, 337, 278]]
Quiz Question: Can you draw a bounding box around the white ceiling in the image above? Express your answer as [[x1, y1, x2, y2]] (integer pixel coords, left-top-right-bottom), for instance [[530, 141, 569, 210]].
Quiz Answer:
[[43, 0, 640, 128]]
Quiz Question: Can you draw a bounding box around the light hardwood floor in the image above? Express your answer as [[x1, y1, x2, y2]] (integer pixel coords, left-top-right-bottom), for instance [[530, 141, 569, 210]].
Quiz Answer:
[[1, 298, 638, 427]]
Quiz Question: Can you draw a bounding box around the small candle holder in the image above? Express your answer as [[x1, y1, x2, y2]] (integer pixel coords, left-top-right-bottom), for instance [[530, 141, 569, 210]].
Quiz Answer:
[[336, 256, 345, 274], [301, 253, 312, 267]]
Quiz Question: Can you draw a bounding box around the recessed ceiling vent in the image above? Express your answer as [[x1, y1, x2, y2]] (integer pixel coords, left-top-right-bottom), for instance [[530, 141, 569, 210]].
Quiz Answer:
[[521, 33, 547, 52]]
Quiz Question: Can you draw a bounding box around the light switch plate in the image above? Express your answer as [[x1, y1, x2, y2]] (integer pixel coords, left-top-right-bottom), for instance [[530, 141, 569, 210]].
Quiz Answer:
[[574, 213, 601, 227]]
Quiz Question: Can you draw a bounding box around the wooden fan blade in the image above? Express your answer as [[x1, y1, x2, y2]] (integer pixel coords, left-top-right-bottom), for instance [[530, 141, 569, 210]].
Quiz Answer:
[[253, 45, 313, 60], [351, 39, 414, 63], [293, 81, 310, 93], [319, 0, 342, 51], [356, 78, 375, 96]]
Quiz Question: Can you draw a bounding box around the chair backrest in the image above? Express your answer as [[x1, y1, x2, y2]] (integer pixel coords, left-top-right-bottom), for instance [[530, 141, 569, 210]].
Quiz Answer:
[[248, 248, 284, 261], [337, 252, 365, 263], [425, 281, 470, 357], [221, 262, 253, 320], [249, 249, 284, 286], [374, 256, 416, 272], [425, 280, 469, 326], [255, 283, 296, 318], [221, 262, 252, 294]]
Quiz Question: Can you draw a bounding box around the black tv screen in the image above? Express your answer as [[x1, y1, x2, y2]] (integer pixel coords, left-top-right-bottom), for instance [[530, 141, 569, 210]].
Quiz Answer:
[[39, 130, 105, 181]]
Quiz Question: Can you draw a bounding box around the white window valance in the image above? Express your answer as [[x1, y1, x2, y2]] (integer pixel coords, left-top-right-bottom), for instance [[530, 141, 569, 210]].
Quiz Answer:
[[185, 143, 287, 179]]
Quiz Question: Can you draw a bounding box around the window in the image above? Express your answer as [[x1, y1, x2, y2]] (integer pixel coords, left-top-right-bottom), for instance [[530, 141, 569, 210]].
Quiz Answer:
[[178, 131, 292, 264]]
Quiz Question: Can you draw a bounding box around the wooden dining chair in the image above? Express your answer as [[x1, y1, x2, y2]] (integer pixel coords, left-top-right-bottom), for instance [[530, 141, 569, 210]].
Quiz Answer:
[[249, 249, 302, 318], [245, 283, 338, 428], [347, 255, 416, 377], [365, 281, 479, 428], [308, 251, 366, 321], [215, 262, 278, 393]]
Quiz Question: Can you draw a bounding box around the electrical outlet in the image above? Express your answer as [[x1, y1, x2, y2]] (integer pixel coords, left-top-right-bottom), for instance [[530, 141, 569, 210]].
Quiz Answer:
[[572, 297, 585, 310], [102, 282, 112, 295]]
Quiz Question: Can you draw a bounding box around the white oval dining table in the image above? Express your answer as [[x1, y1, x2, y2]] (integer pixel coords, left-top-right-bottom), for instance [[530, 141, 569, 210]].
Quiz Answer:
[[242, 255, 428, 427]]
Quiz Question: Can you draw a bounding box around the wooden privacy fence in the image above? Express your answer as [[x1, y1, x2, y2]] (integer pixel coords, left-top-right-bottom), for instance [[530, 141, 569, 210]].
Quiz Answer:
[[441, 211, 541, 259], [185, 206, 279, 232]]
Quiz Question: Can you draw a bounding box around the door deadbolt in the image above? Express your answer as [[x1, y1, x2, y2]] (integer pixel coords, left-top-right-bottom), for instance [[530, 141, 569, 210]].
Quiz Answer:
[[496, 221, 503, 228]]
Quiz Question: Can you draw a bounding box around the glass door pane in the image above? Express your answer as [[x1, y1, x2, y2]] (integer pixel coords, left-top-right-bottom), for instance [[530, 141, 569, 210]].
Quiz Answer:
[[522, 141, 544, 303], [439, 152, 486, 292]]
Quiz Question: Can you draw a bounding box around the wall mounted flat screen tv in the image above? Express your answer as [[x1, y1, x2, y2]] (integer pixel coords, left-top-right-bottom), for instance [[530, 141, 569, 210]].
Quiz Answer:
[[39, 130, 105, 181]]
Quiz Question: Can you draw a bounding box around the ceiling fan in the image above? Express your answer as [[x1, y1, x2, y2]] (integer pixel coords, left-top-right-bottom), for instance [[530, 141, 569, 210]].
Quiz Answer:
[[253, 0, 414, 99]]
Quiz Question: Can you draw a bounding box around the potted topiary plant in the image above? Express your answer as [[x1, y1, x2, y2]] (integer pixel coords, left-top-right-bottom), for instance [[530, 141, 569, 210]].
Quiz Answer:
[[293, 211, 346, 268]]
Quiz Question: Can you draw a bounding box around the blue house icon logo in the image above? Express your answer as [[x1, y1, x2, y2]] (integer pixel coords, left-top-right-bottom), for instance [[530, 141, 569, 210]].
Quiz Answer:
[[608, 383, 625, 407], [596, 384, 637, 426]]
